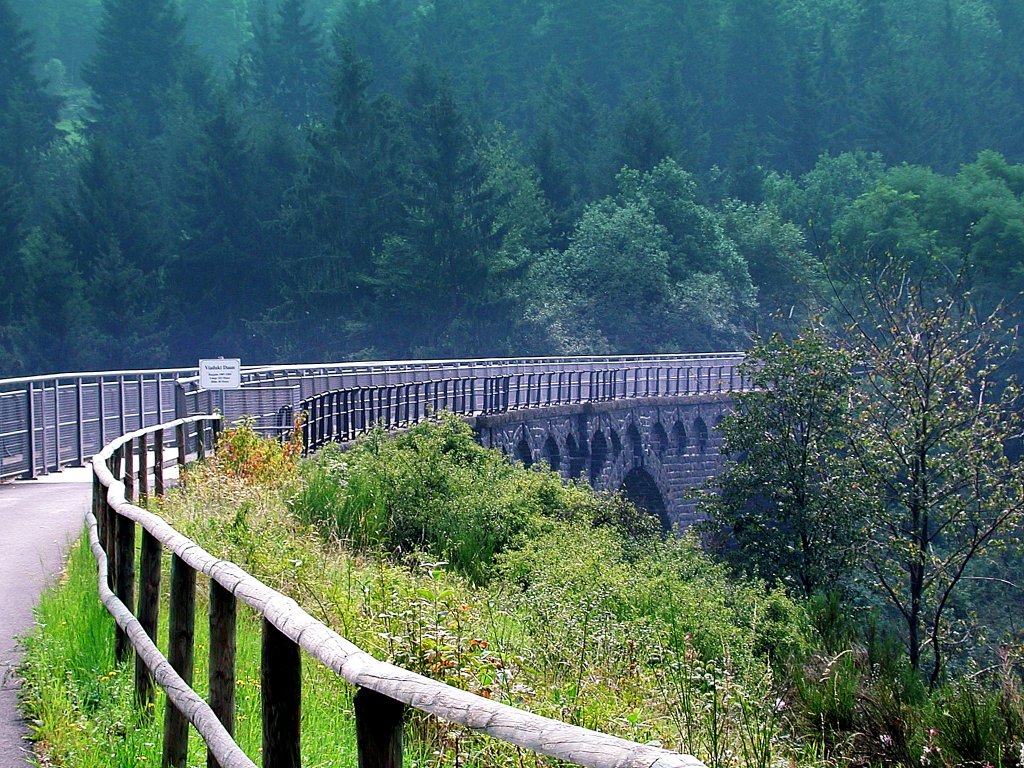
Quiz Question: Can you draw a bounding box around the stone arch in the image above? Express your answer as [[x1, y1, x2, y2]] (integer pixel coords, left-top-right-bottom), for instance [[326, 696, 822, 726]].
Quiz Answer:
[[694, 416, 709, 454], [589, 430, 608, 486], [516, 436, 533, 468], [627, 423, 643, 466], [653, 421, 669, 458], [621, 467, 670, 531], [672, 420, 688, 454], [609, 428, 623, 459], [542, 434, 561, 472], [566, 433, 586, 480]]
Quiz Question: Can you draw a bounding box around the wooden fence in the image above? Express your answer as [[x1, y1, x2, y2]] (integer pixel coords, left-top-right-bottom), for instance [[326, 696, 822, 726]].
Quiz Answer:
[[90, 414, 707, 768]]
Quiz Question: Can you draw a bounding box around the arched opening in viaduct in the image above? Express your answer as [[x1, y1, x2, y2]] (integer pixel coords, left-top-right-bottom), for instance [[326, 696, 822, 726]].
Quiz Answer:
[[672, 420, 687, 454], [620, 467, 670, 531], [542, 435, 561, 472], [694, 417, 709, 454], [589, 430, 608, 485], [653, 422, 669, 458], [627, 423, 643, 465], [609, 429, 623, 459], [516, 436, 533, 468], [565, 434, 586, 480]]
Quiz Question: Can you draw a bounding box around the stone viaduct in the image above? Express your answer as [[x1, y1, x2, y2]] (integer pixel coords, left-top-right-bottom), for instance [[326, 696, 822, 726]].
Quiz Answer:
[[474, 393, 730, 530], [2, 355, 745, 527]]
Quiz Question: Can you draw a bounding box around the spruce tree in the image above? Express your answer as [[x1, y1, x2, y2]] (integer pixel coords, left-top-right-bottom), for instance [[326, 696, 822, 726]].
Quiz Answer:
[[170, 102, 276, 358], [0, 0, 59, 176], [84, 0, 188, 135], [57, 140, 170, 366], [374, 69, 517, 357], [247, 0, 325, 123], [270, 44, 412, 359], [0, 168, 27, 349]]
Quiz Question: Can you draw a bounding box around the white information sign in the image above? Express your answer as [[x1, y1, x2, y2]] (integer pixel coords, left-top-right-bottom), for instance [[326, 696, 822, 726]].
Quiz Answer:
[[199, 358, 241, 390]]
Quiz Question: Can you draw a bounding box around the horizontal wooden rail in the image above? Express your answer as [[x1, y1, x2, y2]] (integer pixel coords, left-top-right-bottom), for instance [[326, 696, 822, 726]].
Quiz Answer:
[[91, 415, 707, 768]]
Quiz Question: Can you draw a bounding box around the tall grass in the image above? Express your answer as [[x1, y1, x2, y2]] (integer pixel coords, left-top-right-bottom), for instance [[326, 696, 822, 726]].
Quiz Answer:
[[20, 532, 358, 767]]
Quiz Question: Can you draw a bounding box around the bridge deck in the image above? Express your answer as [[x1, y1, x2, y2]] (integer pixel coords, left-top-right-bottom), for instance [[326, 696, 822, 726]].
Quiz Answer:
[[0, 472, 89, 766]]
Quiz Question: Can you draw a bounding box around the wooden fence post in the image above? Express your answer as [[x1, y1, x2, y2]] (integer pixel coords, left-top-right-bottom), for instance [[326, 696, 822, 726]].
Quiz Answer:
[[104, 457, 117, 589], [92, 473, 105, 553], [124, 442, 135, 503], [208, 580, 237, 768], [114, 513, 135, 663], [138, 434, 149, 504], [136, 530, 162, 711], [176, 423, 187, 468], [355, 688, 405, 768], [196, 423, 206, 462], [262, 618, 301, 768], [154, 428, 165, 497], [164, 554, 196, 768]]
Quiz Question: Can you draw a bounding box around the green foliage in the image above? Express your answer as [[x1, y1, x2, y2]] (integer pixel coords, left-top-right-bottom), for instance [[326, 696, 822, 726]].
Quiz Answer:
[[289, 414, 612, 584], [828, 152, 1024, 308], [499, 523, 806, 667], [699, 327, 866, 597], [532, 159, 758, 353], [930, 680, 1009, 768], [84, 0, 190, 134], [0, 0, 59, 176], [244, 0, 326, 123], [848, 275, 1024, 686]]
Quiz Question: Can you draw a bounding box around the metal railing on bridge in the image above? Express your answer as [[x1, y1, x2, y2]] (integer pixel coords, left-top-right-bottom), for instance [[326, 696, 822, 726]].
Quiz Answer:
[[2, 354, 744, 480], [296, 361, 747, 453]]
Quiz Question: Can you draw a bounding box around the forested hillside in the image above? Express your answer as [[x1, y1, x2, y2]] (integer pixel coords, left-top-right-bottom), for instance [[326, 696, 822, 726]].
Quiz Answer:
[[2, 0, 1023, 373]]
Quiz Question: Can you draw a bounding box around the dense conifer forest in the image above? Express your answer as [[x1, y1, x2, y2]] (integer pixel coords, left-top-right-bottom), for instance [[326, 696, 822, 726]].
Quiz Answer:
[[1, 0, 1023, 372]]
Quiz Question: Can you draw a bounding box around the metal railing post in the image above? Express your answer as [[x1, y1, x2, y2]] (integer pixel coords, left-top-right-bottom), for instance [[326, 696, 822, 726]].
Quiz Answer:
[[26, 382, 36, 479]]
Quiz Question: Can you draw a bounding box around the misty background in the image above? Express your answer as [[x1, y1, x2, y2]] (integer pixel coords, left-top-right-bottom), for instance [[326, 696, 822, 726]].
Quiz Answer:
[[2, 0, 1023, 374]]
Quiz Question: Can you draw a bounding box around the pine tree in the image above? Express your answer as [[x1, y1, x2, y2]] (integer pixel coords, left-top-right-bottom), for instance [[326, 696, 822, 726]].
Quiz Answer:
[[180, 0, 250, 76], [0, 0, 59, 177], [723, 0, 788, 146], [246, 0, 325, 123], [17, 229, 94, 371], [374, 69, 518, 356], [264, 43, 412, 359], [0, 168, 27, 357], [170, 101, 273, 358], [609, 94, 678, 175], [57, 140, 170, 366], [84, 0, 189, 136]]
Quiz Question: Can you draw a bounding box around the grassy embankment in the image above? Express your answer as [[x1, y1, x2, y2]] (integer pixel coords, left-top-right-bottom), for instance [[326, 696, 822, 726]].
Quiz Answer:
[[20, 415, 1024, 768]]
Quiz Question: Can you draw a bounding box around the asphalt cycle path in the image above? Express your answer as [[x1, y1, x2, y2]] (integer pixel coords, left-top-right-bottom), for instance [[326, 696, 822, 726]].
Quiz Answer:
[[0, 469, 90, 766]]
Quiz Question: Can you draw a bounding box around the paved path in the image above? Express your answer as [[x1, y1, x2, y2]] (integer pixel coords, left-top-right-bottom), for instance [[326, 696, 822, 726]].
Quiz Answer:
[[0, 470, 90, 766]]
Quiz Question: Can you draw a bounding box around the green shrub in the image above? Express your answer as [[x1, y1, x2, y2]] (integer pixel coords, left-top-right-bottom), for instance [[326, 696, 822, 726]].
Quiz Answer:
[[289, 414, 646, 584]]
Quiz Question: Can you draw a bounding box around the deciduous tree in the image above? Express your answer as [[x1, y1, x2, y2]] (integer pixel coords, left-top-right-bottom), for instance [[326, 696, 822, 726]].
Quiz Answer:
[[846, 271, 1024, 686], [699, 328, 865, 597]]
